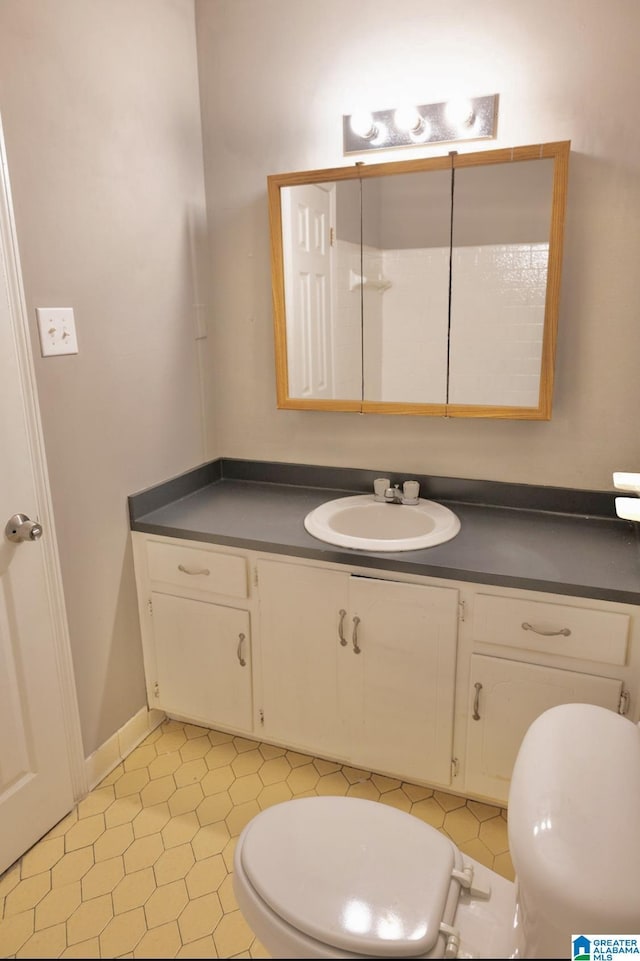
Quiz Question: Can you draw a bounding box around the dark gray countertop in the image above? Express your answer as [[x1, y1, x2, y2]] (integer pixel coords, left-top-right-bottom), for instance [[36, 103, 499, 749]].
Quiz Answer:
[[129, 459, 640, 605]]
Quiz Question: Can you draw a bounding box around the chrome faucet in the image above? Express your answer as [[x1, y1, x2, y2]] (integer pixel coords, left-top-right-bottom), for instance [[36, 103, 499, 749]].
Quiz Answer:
[[384, 484, 404, 504], [373, 478, 420, 504]]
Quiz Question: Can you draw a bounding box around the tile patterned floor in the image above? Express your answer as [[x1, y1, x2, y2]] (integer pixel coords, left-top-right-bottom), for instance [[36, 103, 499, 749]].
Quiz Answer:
[[0, 718, 513, 958]]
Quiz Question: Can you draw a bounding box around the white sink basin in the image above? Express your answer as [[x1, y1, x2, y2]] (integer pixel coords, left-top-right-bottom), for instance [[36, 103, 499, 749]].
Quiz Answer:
[[304, 494, 460, 552]]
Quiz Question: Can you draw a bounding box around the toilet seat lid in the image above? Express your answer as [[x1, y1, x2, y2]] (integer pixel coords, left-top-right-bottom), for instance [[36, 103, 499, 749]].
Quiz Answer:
[[239, 795, 459, 958]]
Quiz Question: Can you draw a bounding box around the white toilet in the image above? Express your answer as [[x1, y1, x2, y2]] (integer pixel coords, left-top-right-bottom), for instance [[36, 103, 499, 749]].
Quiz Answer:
[[233, 703, 640, 958]]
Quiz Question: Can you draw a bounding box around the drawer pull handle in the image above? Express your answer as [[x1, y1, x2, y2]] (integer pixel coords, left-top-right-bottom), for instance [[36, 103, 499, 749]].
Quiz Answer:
[[178, 564, 210, 576], [338, 609, 348, 646], [352, 616, 361, 654], [237, 632, 247, 667], [472, 682, 482, 720], [522, 621, 571, 637]]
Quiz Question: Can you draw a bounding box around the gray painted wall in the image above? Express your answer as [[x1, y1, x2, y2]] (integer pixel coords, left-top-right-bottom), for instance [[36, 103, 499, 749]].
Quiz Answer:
[[0, 0, 208, 757], [196, 0, 640, 492]]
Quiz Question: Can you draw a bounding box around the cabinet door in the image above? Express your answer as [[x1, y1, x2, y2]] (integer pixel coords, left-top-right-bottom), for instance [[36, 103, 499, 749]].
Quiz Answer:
[[257, 561, 349, 758], [465, 654, 623, 804], [152, 592, 252, 733], [346, 576, 459, 785]]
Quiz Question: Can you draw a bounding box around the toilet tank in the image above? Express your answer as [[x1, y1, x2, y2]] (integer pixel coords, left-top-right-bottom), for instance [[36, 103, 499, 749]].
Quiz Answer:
[[508, 703, 640, 959]]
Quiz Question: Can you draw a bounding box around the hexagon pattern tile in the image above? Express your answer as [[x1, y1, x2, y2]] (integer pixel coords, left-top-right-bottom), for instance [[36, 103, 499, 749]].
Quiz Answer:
[[0, 719, 513, 958]]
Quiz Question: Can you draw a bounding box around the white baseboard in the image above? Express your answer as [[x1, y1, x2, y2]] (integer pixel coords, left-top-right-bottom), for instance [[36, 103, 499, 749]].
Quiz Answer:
[[84, 706, 165, 792]]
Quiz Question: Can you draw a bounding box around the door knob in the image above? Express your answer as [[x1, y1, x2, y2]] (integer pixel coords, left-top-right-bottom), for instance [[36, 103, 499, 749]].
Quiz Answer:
[[5, 513, 43, 543]]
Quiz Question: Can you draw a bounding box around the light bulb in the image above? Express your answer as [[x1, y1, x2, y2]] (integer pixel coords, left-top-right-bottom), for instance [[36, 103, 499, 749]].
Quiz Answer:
[[393, 105, 423, 134], [349, 111, 378, 140], [409, 116, 432, 143], [445, 97, 475, 128], [370, 121, 388, 145]]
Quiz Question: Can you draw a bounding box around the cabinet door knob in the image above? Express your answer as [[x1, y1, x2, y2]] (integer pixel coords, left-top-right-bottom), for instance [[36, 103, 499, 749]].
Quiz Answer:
[[237, 632, 247, 667], [522, 621, 571, 637], [338, 609, 348, 646], [352, 616, 361, 654], [472, 681, 482, 720]]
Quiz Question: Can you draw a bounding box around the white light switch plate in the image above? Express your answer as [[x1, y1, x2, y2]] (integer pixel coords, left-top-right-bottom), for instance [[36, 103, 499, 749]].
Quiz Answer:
[[36, 307, 78, 356]]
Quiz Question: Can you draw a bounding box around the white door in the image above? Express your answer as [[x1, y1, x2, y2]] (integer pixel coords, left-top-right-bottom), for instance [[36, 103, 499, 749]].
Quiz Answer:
[[465, 654, 622, 804], [281, 182, 335, 399], [0, 119, 82, 874], [257, 560, 348, 759], [346, 576, 459, 785], [152, 592, 253, 733]]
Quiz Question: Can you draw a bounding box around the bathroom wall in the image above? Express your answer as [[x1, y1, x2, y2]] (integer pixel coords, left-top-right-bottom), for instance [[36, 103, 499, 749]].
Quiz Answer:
[[0, 0, 638, 775], [0, 0, 208, 757], [195, 0, 640, 490]]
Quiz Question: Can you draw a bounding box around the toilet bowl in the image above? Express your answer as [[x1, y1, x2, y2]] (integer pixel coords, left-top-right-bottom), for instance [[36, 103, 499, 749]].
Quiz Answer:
[[233, 704, 640, 958]]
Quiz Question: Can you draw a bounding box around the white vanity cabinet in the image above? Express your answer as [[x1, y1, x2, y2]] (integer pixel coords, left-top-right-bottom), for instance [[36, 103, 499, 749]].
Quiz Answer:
[[256, 559, 459, 786], [461, 591, 631, 803], [132, 535, 254, 735], [131, 532, 638, 806]]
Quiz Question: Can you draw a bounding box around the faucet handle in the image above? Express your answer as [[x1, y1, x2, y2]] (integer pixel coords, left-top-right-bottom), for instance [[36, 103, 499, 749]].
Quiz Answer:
[[373, 477, 390, 501], [402, 480, 420, 504]]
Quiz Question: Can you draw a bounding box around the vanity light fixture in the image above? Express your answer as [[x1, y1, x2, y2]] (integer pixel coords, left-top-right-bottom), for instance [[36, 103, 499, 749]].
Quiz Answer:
[[343, 93, 498, 154]]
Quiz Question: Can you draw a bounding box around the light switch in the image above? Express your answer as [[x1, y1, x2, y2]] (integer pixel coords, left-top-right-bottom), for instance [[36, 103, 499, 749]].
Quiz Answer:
[[36, 307, 79, 356]]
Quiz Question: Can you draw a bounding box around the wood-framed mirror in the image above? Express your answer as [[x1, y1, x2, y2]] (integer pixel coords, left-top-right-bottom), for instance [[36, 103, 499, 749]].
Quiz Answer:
[[268, 140, 570, 419]]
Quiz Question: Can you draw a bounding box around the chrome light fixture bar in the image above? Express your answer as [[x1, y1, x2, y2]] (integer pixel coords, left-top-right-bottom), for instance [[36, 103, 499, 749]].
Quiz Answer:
[[343, 93, 499, 154]]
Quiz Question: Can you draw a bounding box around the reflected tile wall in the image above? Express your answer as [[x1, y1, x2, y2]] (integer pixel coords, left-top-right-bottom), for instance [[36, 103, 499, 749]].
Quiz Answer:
[[448, 243, 548, 407]]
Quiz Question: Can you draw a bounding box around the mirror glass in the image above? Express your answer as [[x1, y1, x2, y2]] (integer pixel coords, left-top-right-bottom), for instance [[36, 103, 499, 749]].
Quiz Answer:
[[281, 178, 362, 401], [448, 158, 554, 407], [270, 142, 569, 419], [361, 170, 451, 404]]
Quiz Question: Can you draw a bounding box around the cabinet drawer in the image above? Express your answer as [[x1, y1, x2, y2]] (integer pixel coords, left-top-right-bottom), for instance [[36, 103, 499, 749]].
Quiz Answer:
[[472, 593, 629, 666], [146, 540, 248, 599]]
